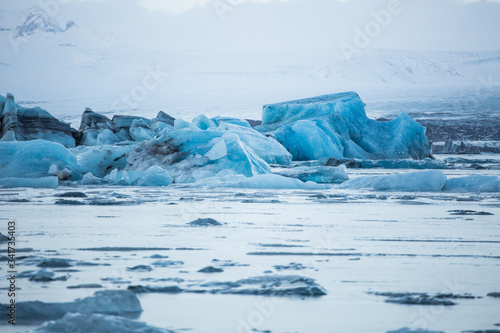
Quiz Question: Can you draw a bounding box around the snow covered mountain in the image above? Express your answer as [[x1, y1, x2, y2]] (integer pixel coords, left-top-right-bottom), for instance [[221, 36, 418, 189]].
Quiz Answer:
[[0, 6, 499, 125]]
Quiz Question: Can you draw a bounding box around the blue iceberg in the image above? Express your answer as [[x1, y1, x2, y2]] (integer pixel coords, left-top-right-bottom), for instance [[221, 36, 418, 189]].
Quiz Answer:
[[257, 92, 432, 161]]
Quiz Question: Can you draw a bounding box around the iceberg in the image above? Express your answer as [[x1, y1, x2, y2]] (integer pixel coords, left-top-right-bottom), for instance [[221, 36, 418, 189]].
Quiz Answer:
[[0, 177, 58, 189], [273, 165, 349, 184], [0, 140, 82, 180], [129, 119, 155, 142], [192, 173, 331, 190], [215, 123, 292, 165], [339, 170, 447, 192], [443, 175, 500, 193], [105, 166, 173, 186], [0, 290, 142, 323], [0, 93, 75, 147], [127, 130, 270, 183], [73, 145, 131, 178], [32, 313, 176, 333], [257, 92, 432, 161]]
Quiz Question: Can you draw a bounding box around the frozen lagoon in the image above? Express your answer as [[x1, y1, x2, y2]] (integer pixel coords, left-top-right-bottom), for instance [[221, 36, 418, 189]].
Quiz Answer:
[[1, 161, 499, 333]]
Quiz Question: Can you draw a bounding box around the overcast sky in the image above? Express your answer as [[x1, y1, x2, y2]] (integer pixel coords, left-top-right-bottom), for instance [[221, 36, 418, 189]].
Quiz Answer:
[[1, 0, 500, 53]]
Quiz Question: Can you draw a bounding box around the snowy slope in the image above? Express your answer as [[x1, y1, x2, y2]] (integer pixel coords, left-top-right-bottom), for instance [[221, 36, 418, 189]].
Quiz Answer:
[[0, 7, 499, 126]]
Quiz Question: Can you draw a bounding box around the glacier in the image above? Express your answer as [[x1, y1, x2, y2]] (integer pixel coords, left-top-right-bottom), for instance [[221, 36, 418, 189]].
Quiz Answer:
[[256, 92, 432, 161], [0, 94, 75, 147], [5, 91, 497, 191]]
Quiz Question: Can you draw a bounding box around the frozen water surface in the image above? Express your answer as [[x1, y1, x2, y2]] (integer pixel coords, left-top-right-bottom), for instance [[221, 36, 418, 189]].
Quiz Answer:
[[1, 168, 499, 333]]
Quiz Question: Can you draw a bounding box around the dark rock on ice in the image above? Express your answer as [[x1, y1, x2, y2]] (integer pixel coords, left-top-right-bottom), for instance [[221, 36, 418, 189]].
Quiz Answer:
[[0, 233, 8, 242], [55, 191, 87, 198], [0, 93, 75, 147], [127, 265, 153, 272], [32, 313, 177, 333], [461, 330, 500, 333], [198, 266, 224, 273], [487, 292, 500, 298], [187, 218, 223, 226], [36, 258, 74, 268]]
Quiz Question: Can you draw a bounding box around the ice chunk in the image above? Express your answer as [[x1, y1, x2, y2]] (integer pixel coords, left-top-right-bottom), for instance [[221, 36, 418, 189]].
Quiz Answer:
[[443, 175, 500, 193], [193, 173, 330, 190], [187, 218, 223, 226], [28, 269, 68, 282], [151, 111, 175, 131], [128, 275, 327, 297], [129, 119, 155, 142], [79, 108, 112, 132], [216, 123, 292, 165], [0, 177, 58, 189], [112, 115, 151, 132], [127, 130, 270, 183], [257, 92, 432, 160], [274, 165, 349, 184], [0, 140, 82, 180], [73, 145, 131, 177], [197, 266, 224, 273], [386, 328, 445, 333], [339, 170, 447, 192], [0, 290, 142, 323], [205, 139, 227, 160], [192, 114, 217, 130], [215, 116, 251, 128], [80, 128, 121, 146], [0, 93, 76, 147], [105, 166, 173, 186], [174, 118, 199, 131], [32, 313, 176, 333]]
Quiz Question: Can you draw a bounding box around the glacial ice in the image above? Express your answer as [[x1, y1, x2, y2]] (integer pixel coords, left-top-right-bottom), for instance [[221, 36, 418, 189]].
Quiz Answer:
[[73, 145, 131, 178], [216, 123, 292, 165], [0, 290, 142, 323], [443, 175, 500, 193], [129, 119, 155, 142], [274, 165, 349, 184], [0, 177, 59, 189], [338, 171, 447, 192], [257, 92, 432, 160], [339, 172, 500, 192], [0, 140, 82, 179], [105, 166, 173, 186], [127, 130, 271, 182], [192, 173, 331, 190], [0, 93, 76, 147], [32, 313, 176, 333], [128, 275, 327, 297]]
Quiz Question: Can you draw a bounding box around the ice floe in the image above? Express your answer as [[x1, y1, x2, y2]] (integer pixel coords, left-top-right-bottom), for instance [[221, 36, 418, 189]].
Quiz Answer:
[[31, 313, 176, 333]]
